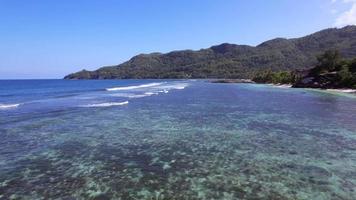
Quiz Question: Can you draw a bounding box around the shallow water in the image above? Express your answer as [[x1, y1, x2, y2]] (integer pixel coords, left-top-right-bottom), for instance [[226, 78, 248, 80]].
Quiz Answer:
[[0, 80, 356, 200]]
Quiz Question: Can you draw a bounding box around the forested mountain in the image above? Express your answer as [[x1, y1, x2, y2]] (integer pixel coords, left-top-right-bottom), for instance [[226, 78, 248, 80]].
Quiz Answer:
[[65, 26, 356, 79]]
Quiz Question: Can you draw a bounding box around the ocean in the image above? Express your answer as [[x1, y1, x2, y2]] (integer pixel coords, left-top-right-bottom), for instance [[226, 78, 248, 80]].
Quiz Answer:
[[0, 79, 356, 199]]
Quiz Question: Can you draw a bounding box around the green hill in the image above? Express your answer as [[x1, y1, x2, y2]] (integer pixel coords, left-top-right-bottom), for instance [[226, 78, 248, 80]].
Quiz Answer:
[[64, 26, 356, 79]]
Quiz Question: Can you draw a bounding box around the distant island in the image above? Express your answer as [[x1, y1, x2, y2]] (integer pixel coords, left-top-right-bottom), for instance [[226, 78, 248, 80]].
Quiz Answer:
[[65, 26, 356, 89]]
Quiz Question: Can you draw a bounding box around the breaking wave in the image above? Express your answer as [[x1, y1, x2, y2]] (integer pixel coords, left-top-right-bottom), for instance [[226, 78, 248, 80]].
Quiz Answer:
[[110, 93, 153, 98], [82, 101, 129, 108], [106, 81, 188, 100], [155, 83, 188, 90], [0, 103, 20, 110], [106, 83, 163, 91]]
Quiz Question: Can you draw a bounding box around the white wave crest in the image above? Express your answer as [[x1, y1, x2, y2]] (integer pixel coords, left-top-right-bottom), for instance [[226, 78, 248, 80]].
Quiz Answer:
[[82, 101, 129, 108], [0, 103, 20, 109], [111, 93, 153, 98], [326, 89, 356, 93], [175, 86, 186, 90], [158, 90, 169, 93], [155, 83, 188, 90], [106, 83, 163, 91], [144, 92, 158, 96]]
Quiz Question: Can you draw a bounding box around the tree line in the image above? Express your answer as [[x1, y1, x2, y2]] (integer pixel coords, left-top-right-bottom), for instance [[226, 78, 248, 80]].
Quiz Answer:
[[252, 50, 356, 89]]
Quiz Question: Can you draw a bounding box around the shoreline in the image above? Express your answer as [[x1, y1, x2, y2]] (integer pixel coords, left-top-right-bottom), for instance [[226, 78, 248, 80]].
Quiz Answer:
[[210, 79, 255, 84], [325, 88, 356, 94], [266, 83, 293, 88], [210, 80, 356, 95], [268, 83, 356, 94]]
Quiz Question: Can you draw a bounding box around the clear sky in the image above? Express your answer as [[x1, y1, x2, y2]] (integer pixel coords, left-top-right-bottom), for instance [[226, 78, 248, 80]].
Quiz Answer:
[[1, 0, 356, 79]]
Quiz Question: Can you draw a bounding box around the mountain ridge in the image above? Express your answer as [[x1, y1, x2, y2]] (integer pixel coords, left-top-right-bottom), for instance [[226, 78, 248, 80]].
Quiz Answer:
[[65, 26, 356, 79]]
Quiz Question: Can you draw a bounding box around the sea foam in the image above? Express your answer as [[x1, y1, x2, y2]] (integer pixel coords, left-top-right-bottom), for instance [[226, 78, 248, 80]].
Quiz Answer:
[[0, 103, 20, 109], [326, 89, 356, 93], [106, 83, 163, 91], [155, 83, 188, 90], [82, 101, 129, 108], [144, 92, 158, 95], [111, 93, 153, 98]]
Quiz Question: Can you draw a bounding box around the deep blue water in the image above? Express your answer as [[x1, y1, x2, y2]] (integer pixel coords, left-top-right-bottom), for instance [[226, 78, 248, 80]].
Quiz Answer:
[[0, 80, 356, 199]]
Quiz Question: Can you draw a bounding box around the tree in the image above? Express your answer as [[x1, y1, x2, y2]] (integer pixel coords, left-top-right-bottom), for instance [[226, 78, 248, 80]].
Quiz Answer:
[[337, 65, 353, 87], [311, 50, 341, 75], [252, 70, 297, 84], [349, 58, 356, 73]]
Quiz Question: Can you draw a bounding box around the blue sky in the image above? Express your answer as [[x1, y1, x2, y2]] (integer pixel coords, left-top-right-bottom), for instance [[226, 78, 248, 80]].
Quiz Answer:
[[0, 0, 356, 79]]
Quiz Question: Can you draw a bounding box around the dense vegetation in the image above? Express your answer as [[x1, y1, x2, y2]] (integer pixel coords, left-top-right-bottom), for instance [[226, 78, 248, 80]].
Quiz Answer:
[[293, 50, 356, 89], [253, 50, 356, 89], [252, 70, 299, 84], [65, 26, 356, 79]]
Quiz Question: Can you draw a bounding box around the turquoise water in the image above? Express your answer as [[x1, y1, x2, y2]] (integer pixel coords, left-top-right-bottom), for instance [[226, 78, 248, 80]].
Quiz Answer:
[[0, 80, 356, 200]]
